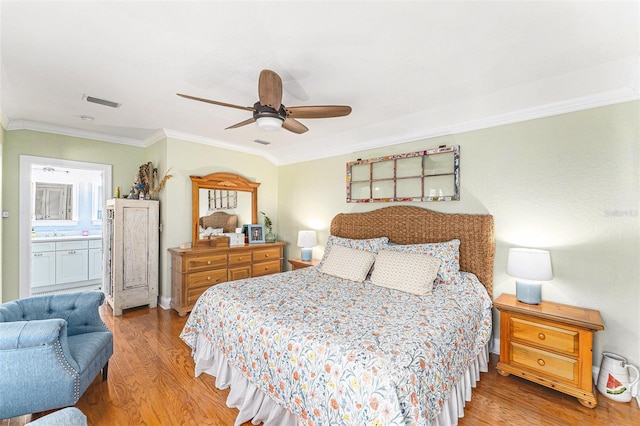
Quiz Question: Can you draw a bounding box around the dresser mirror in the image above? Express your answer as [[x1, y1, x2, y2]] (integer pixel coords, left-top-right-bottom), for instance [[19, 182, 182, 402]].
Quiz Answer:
[[191, 172, 259, 244]]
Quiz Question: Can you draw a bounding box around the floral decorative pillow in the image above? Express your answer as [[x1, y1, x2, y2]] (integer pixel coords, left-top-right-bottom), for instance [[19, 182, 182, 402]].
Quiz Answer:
[[384, 239, 460, 280], [319, 235, 389, 267], [320, 245, 376, 282], [370, 250, 441, 295]]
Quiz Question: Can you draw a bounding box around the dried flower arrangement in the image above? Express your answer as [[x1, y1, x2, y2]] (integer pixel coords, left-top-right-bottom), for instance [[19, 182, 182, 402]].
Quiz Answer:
[[129, 162, 173, 199]]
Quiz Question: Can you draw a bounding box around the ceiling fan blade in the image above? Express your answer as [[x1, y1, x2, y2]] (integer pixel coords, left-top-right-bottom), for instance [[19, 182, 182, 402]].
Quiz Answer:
[[225, 117, 256, 130], [282, 117, 309, 134], [285, 105, 352, 119], [177, 93, 255, 112], [258, 69, 283, 109]]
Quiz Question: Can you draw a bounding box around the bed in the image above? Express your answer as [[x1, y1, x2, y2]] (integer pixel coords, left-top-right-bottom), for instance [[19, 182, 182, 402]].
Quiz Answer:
[[181, 206, 495, 425]]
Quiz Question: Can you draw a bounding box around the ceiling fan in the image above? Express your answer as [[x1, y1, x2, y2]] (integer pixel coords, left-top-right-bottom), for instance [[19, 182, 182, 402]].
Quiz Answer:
[[177, 69, 352, 134]]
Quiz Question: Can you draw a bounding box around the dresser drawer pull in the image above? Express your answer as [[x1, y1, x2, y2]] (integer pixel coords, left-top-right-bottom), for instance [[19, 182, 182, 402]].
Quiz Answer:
[[265, 253, 270, 257], [207, 260, 211, 265], [207, 276, 211, 280], [537, 358, 546, 367], [538, 333, 546, 340]]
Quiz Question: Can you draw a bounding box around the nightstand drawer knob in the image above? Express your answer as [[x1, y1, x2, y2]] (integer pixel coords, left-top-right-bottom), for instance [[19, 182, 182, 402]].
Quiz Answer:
[[207, 260, 211, 265], [207, 276, 211, 280], [538, 333, 546, 340], [537, 358, 546, 366]]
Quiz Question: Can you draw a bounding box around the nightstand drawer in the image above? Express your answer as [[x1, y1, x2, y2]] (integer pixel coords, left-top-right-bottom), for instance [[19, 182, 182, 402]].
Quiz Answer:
[[186, 254, 227, 271], [252, 260, 281, 277], [511, 342, 579, 385], [511, 317, 579, 356]]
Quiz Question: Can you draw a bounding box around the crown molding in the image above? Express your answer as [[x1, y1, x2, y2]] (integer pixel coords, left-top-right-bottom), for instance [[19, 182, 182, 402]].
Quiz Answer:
[[275, 88, 640, 165], [5, 119, 147, 147], [5, 88, 637, 166], [159, 129, 278, 165]]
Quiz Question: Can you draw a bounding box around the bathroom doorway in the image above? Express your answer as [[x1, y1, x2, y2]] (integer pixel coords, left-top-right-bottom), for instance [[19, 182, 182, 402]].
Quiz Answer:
[[19, 156, 112, 298]]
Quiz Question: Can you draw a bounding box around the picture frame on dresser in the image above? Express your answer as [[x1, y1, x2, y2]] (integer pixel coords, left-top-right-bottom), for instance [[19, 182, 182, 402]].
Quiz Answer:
[[248, 224, 265, 244]]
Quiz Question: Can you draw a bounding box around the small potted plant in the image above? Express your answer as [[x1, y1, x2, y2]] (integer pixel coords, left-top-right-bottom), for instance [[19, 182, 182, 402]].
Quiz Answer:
[[260, 211, 276, 243]]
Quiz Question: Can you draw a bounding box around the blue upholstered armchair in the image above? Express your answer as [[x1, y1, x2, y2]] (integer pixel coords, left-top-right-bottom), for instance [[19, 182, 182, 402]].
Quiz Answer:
[[0, 291, 113, 419]]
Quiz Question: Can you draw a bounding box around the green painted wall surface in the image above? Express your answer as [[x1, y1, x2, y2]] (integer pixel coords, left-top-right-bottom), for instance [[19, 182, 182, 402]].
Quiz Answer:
[[0, 124, 4, 301], [156, 137, 278, 301], [1, 130, 148, 300], [278, 101, 640, 368]]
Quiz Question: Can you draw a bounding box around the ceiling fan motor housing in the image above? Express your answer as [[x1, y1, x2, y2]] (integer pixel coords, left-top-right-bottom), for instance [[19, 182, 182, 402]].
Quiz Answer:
[[252, 102, 286, 123]]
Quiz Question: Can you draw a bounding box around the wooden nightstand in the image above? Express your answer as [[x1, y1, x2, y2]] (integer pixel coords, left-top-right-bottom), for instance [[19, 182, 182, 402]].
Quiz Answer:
[[288, 258, 320, 270], [494, 293, 604, 408]]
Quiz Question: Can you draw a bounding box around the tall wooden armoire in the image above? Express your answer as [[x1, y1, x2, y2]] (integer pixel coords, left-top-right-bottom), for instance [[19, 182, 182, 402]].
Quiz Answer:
[[103, 198, 159, 316]]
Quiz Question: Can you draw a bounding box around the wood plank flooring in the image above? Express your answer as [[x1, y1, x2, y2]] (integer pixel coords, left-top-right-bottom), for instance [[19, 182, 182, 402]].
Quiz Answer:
[[3, 304, 638, 425]]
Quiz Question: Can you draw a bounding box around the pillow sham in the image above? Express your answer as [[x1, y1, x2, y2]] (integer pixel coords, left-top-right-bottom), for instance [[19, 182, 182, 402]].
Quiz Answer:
[[320, 245, 376, 282], [384, 239, 460, 279], [370, 249, 441, 295], [319, 235, 389, 266]]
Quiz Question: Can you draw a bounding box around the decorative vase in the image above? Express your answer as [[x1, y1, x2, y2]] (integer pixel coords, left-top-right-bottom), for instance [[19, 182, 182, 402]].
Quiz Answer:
[[265, 231, 276, 243]]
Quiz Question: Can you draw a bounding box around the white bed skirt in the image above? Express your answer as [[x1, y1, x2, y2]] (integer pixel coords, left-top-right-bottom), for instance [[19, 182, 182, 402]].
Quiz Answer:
[[193, 334, 489, 426]]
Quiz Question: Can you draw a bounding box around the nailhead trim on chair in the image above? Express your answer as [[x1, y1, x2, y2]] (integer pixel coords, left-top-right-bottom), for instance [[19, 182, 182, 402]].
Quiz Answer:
[[53, 341, 81, 402]]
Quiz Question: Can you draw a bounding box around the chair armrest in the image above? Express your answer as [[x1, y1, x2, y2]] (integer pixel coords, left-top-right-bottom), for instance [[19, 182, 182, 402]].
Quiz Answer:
[[0, 319, 67, 350], [0, 291, 108, 336]]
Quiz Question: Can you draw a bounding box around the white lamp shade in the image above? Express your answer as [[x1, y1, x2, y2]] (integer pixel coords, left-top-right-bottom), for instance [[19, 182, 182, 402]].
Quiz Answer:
[[256, 116, 283, 131], [506, 248, 553, 281], [297, 230, 317, 248]]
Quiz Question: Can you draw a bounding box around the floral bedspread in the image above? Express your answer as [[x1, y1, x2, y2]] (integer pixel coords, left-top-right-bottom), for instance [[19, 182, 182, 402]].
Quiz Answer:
[[181, 267, 492, 426]]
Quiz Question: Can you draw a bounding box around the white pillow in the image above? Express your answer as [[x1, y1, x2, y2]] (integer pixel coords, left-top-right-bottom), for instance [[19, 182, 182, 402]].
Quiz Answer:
[[320, 245, 376, 282], [370, 249, 441, 295]]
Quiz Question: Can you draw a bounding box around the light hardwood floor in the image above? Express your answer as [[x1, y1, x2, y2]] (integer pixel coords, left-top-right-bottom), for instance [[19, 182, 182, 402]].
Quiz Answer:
[[3, 304, 638, 425]]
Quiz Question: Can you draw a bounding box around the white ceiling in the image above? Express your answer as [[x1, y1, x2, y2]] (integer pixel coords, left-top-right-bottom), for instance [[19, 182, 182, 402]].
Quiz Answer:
[[1, 1, 638, 165]]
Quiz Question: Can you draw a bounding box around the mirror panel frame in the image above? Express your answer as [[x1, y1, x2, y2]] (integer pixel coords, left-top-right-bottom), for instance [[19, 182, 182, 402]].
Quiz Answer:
[[191, 172, 260, 244]]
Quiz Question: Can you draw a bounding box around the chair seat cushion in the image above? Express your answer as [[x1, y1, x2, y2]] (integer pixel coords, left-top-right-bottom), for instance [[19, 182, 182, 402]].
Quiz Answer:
[[68, 331, 112, 373]]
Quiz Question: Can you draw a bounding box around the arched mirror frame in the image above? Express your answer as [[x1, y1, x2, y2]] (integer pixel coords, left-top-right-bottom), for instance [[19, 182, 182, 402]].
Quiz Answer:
[[191, 172, 260, 244]]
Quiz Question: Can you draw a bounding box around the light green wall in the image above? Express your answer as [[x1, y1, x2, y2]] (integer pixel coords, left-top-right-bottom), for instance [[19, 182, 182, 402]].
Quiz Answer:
[[158, 137, 278, 300], [0, 131, 279, 303], [3, 102, 638, 368], [278, 101, 640, 368], [0, 124, 4, 302], [1, 130, 148, 301]]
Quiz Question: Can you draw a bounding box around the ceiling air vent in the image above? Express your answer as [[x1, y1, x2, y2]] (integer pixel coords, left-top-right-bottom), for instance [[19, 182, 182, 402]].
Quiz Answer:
[[83, 94, 121, 108]]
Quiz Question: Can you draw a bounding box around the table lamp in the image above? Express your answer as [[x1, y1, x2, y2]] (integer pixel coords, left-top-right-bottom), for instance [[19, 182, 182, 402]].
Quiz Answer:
[[506, 248, 553, 304], [297, 230, 317, 261]]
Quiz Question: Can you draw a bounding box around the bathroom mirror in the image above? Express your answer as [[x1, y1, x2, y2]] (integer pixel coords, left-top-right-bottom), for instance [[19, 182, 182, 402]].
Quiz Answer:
[[33, 182, 74, 221], [191, 172, 259, 245]]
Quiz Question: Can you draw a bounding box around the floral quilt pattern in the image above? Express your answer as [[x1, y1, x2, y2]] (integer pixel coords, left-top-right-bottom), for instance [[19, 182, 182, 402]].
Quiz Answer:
[[181, 268, 492, 426]]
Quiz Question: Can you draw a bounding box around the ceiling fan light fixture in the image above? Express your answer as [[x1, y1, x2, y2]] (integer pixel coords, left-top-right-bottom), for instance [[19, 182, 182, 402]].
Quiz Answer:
[[256, 116, 283, 131]]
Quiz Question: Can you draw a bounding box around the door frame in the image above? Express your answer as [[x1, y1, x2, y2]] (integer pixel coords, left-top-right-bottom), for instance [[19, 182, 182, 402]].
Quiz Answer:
[[19, 156, 112, 298]]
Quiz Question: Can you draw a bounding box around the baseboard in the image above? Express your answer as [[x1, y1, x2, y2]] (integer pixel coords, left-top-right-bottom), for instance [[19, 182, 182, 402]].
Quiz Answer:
[[158, 296, 171, 310]]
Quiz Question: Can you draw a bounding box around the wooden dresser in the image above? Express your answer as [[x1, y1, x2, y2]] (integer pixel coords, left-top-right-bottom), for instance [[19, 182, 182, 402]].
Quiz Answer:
[[169, 242, 285, 316], [495, 293, 604, 408]]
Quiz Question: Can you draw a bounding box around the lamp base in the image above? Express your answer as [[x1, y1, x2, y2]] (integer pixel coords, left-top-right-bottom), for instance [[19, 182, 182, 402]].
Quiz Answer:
[[516, 280, 542, 304], [301, 248, 312, 261]]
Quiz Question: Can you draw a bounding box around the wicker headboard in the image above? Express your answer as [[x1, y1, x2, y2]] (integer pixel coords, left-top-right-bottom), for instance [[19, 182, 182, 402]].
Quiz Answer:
[[330, 206, 495, 296]]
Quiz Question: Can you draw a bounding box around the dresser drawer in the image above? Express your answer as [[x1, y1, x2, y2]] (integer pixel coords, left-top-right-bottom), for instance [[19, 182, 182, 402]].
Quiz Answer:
[[511, 317, 578, 356], [228, 252, 252, 265], [228, 265, 251, 281], [186, 268, 228, 289], [186, 254, 227, 271], [511, 342, 579, 385], [252, 247, 281, 262], [252, 260, 282, 277]]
